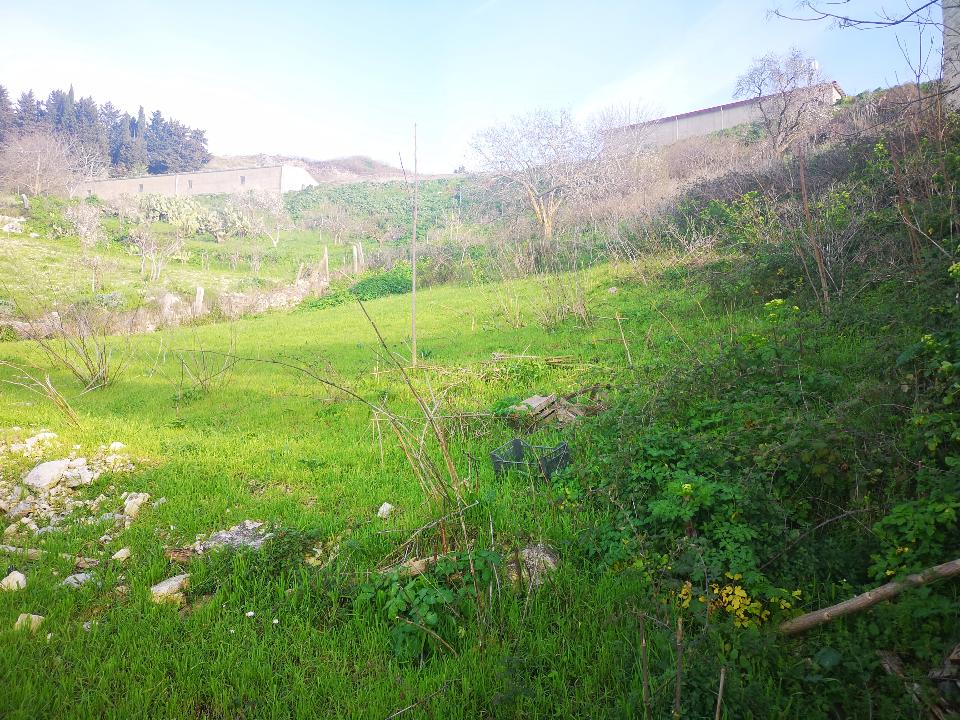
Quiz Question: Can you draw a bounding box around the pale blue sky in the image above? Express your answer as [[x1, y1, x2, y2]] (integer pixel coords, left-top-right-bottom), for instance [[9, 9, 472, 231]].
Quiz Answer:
[[1, 0, 944, 171]]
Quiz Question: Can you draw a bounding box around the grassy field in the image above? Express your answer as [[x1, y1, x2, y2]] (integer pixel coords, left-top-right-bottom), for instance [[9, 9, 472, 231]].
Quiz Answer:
[[0, 222, 359, 313], [0, 261, 756, 719]]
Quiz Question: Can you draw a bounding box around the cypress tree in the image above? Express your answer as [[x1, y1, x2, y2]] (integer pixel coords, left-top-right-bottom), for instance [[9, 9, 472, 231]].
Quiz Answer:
[[0, 85, 12, 144]]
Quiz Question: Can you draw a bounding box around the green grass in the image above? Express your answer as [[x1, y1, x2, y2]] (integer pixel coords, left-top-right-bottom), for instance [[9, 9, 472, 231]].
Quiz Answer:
[[0, 261, 756, 719], [0, 224, 360, 312]]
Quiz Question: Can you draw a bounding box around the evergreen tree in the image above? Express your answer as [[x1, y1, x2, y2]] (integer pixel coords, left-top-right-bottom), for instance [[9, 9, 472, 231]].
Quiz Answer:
[[14, 91, 42, 132], [130, 106, 148, 173], [0, 85, 12, 145]]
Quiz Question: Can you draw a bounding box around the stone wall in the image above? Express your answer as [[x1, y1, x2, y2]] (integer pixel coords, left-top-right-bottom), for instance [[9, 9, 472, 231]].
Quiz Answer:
[[946, 1, 960, 106], [641, 83, 844, 148], [79, 165, 317, 202]]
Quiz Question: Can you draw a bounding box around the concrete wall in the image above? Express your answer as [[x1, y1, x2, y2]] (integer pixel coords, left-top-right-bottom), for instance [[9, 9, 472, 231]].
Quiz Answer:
[[946, 1, 960, 106], [280, 165, 320, 193], [642, 83, 843, 148], [80, 165, 317, 201]]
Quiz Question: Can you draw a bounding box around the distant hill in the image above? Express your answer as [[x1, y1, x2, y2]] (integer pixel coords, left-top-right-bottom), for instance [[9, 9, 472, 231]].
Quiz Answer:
[[206, 154, 409, 184]]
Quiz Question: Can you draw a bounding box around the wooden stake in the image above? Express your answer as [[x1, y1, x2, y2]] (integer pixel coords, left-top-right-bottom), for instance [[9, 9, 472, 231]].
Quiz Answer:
[[639, 616, 652, 719], [673, 617, 683, 719], [714, 667, 726, 720], [411, 123, 419, 368]]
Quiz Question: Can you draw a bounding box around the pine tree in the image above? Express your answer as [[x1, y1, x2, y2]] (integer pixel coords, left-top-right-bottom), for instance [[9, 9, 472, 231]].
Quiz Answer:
[[14, 91, 42, 132]]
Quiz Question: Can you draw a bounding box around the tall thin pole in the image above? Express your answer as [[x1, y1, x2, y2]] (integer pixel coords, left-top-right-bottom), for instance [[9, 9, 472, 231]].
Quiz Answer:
[[411, 123, 419, 368]]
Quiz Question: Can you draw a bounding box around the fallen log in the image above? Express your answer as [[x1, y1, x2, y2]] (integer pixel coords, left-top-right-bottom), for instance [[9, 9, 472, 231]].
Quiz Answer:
[[780, 558, 960, 636]]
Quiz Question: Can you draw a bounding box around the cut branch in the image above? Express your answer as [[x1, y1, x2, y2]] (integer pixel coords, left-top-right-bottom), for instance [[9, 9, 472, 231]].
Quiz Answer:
[[779, 558, 960, 636]]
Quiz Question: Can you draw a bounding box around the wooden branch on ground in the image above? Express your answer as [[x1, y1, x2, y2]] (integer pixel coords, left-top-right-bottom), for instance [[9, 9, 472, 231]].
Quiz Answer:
[[779, 558, 960, 636]]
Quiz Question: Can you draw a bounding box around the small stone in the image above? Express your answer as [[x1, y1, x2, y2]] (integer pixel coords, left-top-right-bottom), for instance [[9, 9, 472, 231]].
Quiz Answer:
[[15, 613, 44, 632], [505, 543, 559, 590], [111, 547, 131, 562], [245, 611, 255, 618], [151, 573, 189, 605], [82, 620, 96, 632], [123, 493, 150, 519], [62, 572, 92, 588], [152, 497, 167, 508], [272, 618, 279, 624], [377, 502, 394, 519], [608, 286, 618, 294], [24, 460, 70, 492], [0, 570, 26, 591], [108, 442, 125, 451]]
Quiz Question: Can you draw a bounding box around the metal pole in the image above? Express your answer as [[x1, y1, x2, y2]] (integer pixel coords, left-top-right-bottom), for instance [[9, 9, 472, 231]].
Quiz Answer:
[[411, 123, 419, 368]]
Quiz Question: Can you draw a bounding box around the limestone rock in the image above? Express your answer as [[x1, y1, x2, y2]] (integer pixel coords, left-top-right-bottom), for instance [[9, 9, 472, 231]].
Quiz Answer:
[[0, 570, 26, 591], [24, 460, 70, 492], [108, 441, 125, 451], [151, 573, 189, 605], [505, 543, 559, 590], [194, 520, 271, 554], [123, 492, 150, 519], [62, 572, 92, 588], [111, 547, 131, 562], [377, 502, 394, 519], [14, 613, 44, 632]]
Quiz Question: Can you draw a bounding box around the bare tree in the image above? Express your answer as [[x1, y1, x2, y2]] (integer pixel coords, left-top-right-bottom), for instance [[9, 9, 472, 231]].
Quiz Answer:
[[128, 224, 182, 281], [773, 1, 939, 29], [0, 130, 79, 196], [472, 109, 602, 245], [734, 48, 834, 156], [65, 202, 103, 250], [239, 191, 291, 247]]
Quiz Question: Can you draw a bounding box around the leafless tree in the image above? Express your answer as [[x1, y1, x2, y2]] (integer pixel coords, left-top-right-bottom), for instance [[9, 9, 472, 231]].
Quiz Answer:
[[65, 202, 103, 250], [128, 224, 182, 281], [472, 109, 603, 245], [239, 191, 291, 247], [0, 130, 79, 196], [773, 1, 939, 29], [734, 48, 833, 156]]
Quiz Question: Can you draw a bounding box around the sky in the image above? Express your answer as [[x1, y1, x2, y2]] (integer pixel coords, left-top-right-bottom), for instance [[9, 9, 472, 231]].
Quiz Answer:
[[0, 0, 945, 172]]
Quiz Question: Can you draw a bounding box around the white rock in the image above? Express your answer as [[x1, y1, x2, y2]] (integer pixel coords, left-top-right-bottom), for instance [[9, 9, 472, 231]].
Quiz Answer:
[[0, 570, 26, 591], [111, 547, 131, 562], [245, 611, 255, 618], [377, 502, 395, 519], [108, 441, 125, 451], [62, 573, 92, 588], [151, 573, 189, 605], [24, 460, 70, 492], [68, 457, 87, 468], [14, 613, 43, 632], [123, 492, 150, 518]]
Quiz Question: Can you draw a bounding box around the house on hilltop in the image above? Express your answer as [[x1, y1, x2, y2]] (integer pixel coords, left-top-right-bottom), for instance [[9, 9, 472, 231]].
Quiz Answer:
[[630, 82, 845, 148], [79, 164, 318, 201]]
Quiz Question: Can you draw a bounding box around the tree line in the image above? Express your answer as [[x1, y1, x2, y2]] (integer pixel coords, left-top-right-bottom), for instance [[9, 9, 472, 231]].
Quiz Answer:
[[0, 83, 211, 179]]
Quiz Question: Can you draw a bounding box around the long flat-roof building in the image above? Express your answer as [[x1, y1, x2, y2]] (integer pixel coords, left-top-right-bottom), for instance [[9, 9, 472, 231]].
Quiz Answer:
[[80, 164, 318, 201]]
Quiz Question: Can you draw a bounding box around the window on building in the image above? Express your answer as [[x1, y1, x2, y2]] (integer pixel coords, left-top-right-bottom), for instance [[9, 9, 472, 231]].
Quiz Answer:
[[138, 184, 144, 193], [240, 175, 246, 185]]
